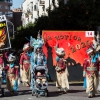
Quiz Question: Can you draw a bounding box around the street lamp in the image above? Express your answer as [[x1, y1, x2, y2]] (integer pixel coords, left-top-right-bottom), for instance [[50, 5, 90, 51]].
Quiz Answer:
[[7, 20, 14, 38]]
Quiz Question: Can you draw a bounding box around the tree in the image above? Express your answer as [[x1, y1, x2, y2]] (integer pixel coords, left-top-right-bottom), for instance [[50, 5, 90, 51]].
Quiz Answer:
[[11, 22, 37, 50]]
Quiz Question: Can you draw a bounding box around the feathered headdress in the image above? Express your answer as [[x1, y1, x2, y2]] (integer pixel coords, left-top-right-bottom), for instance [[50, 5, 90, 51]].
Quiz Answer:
[[30, 31, 44, 51]]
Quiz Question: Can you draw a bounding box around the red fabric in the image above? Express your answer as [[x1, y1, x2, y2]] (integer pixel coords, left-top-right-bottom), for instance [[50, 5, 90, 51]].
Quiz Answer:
[[42, 31, 94, 66], [23, 63, 30, 72], [0, 55, 3, 64], [5, 65, 18, 78], [83, 58, 99, 77], [57, 58, 66, 70], [19, 52, 30, 65]]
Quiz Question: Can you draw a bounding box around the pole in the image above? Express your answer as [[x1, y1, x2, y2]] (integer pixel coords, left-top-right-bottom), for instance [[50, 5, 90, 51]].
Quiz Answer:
[[7, 20, 14, 38]]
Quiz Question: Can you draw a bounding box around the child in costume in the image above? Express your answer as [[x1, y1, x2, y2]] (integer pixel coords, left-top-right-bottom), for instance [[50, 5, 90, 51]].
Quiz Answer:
[[83, 47, 100, 98], [55, 45, 69, 93], [4, 53, 19, 95], [19, 43, 31, 87]]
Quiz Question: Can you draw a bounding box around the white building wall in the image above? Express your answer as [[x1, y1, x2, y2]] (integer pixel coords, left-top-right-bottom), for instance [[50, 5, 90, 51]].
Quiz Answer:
[[22, 0, 60, 26]]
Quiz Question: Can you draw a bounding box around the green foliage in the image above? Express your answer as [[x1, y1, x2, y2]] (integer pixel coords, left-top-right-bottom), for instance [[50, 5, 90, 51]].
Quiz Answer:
[[11, 22, 38, 50]]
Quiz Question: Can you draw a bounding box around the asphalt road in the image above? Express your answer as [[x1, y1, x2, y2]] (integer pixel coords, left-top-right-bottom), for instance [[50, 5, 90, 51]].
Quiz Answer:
[[0, 82, 100, 100]]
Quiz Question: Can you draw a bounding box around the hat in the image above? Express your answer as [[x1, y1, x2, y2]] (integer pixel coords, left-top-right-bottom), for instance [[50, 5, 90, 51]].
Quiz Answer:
[[23, 43, 30, 51], [7, 53, 16, 62], [56, 48, 65, 56], [86, 47, 94, 54]]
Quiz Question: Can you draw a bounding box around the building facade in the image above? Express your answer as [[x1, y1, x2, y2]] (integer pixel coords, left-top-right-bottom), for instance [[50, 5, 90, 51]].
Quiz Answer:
[[0, 0, 13, 37], [12, 8, 22, 32], [0, 0, 13, 20], [21, 0, 59, 26]]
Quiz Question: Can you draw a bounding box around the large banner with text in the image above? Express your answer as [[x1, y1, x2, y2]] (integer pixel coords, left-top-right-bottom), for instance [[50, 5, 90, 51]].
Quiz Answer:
[[42, 31, 94, 66], [0, 15, 11, 50]]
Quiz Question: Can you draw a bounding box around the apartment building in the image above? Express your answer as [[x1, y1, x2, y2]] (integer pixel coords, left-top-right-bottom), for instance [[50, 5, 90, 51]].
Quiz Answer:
[[12, 8, 22, 31], [21, 0, 60, 26], [0, 0, 13, 20]]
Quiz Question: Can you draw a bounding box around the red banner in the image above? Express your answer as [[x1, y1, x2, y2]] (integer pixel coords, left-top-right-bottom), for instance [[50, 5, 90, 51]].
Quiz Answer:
[[42, 31, 94, 66]]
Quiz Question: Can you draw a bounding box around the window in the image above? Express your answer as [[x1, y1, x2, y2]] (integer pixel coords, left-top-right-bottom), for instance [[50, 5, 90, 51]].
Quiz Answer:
[[0, 12, 2, 16], [42, 5, 45, 11], [34, 4, 38, 11], [8, 12, 13, 17], [0, 5, 2, 9]]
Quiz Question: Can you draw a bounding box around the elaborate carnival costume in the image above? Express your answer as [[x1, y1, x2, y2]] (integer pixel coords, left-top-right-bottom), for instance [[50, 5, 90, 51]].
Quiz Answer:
[[4, 53, 19, 94], [93, 33, 100, 91], [19, 43, 31, 86], [55, 46, 69, 93], [30, 33, 47, 91], [83, 47, 100, 98]]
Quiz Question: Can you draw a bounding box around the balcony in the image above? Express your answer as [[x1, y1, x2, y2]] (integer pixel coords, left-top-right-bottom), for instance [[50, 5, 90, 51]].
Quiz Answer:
[[40, 0, 45, 6]]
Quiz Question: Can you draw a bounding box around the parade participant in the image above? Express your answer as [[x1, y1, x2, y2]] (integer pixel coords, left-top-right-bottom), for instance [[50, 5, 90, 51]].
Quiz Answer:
[[83, 62, 87, 90], [30, 32, 47, 92], [0, 51, 6, 84], [55, 45, 69, 93], [92, 33, 100, 91], [0, 52, 4, 78], [19, 43, 31, 87], [4, 53, 19, 95], [83, 47, 100, 98]]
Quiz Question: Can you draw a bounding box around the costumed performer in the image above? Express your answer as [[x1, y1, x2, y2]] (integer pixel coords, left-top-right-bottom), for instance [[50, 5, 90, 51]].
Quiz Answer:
[[4, 53, 19, 95], [55, 44, 69, 93], [92, 33, 100, 91], [0, 51, 6, 84], [83, 47, 100, 98], [19, 43, 31, 87], [30, 32, 47, 92]]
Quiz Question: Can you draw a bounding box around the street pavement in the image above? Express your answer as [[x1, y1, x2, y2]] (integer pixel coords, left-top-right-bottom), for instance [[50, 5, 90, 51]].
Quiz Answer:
[[0, 82, 100, 100]]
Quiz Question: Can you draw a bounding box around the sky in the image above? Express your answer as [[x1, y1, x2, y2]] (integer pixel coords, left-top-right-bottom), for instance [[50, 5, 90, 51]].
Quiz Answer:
[[12, 0, 24, 9]]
